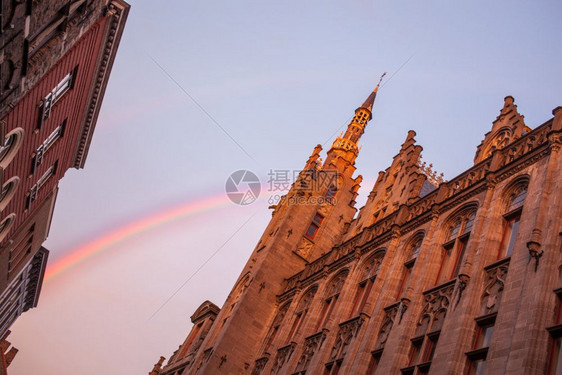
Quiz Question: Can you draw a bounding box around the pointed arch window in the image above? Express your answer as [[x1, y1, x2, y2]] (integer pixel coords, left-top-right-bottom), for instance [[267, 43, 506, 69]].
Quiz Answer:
[[350, 251, 384, 317], [316, 271, 348, 330], [287, 287, 317, 342], [498, 181, 527, 259], [396, 236, 423, 300], [436, 208, 477, 285], [262, 302, 291, 354]]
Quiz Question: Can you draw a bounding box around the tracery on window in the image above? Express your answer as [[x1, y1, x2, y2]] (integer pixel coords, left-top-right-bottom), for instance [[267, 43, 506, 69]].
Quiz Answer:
[[287, 286, 317, 341], [317, 271, 348, 330], [350, 251, 385, 317], [498, 178, 528, 259], [482, 127, 512, 159], [262, 301, 291, 353], [436, 205, 477, 284]]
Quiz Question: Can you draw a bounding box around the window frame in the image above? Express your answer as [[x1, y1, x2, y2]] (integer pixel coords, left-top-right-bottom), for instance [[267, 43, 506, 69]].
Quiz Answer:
[[38, 67, 77, 128]]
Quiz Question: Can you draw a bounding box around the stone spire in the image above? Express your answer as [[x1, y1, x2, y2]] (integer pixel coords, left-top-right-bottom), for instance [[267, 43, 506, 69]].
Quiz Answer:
[[359, 72, 385, 113], [327, 74, 386, 166]]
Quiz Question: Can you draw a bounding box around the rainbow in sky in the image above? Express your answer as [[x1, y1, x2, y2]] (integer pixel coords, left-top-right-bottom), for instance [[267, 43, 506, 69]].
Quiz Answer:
[[44, 193, 234, 282]]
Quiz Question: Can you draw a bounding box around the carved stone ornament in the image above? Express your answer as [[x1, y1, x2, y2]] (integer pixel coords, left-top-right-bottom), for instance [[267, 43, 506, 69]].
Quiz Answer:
[[295, 330, 327, 372], [376, 305, 399, 349], [270, 342, 296, 375], [454, 274, 471, 309], [416, 282, 455, 335], [330, 316, 364, 361], [296, 237, 314, 260], [251, 356, 269, 375], [399, 298, 410, 323], [527, 240, 543, 272], [482, 261, 509, 314]]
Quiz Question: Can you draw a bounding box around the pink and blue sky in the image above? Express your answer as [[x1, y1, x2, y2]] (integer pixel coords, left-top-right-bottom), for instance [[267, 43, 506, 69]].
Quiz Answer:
[[9, 1, 562, 374]]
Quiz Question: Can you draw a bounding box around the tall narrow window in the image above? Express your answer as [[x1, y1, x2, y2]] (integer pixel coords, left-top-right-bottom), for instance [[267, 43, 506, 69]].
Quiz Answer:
[[498, 184, 527, 259], [396, 236, 422, 300], [350, 251, 384, 317], [263, 302, 291, 353], [38, 68, 77, 128], [436, 208, 476, 285], [316, 271, 348, 330], [305, 213, 324, 240], [288, 287, 317, 342], [367, 350, 383, 375], [26, 161, 58, 209], [31, 120, 66, 174], [466, 314, 496, 375]]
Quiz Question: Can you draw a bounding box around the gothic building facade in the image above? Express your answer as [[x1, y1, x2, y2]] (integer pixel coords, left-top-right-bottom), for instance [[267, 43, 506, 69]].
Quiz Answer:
[[152, 86, 562, 375], [0, 0, 129, 369]]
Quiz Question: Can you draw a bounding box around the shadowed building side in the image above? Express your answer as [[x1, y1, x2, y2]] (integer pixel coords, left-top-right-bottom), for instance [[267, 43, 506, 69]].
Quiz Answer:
[[0, 0, 130, 368]]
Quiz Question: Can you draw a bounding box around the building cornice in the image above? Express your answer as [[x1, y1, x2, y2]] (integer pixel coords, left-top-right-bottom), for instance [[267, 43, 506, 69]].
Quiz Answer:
[[73, 0, 130, 169]]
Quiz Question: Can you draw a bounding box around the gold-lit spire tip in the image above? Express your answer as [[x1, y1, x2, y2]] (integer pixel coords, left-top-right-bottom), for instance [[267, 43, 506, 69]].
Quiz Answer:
[[374, 72, 387, 92]]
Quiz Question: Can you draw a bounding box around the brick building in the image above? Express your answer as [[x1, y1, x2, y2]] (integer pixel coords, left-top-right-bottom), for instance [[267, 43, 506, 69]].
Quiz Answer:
[[152, 85, 562, 374], [0, 0, 129, 368]]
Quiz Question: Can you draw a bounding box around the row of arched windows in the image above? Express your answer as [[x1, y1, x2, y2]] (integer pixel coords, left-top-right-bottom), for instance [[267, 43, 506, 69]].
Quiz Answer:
[[0, 126, 25, 243], [257, 175, 530, 374]]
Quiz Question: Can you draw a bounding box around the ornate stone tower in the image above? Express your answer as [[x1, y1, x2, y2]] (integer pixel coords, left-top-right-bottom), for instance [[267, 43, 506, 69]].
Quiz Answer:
[[163, 81, 385, 374], [154, 93, 562, 375]]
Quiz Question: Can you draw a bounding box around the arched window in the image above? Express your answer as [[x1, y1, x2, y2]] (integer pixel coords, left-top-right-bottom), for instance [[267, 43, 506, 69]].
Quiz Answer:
[[498, 178, 528, 259], [0, 177, 19, 211], [262, 302, 291, 353], [316, 270, 349, 330], [287, 286, 317, 341], [350, 250, 385, 317], [0, 213, 16, 243], [435, 205, 477, 285], [221, 273, 251, 327], [0, 128, 24, 169], [396, 234, 424, 299]]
